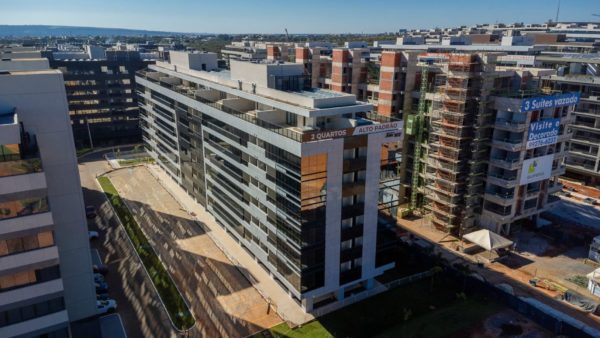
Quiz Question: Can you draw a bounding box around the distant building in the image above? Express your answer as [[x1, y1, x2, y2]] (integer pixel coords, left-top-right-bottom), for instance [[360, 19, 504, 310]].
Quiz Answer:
[[541, 54, 600, 185], [48, 47, 154, 148], [0, 48, 96, 337]]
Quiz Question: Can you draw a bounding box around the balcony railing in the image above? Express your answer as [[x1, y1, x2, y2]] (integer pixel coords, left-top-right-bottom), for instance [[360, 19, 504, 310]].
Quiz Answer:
[[0, 197, 49, 221], [492, 138, 524, 151], [494, 119, 527, 131], [0, 158, 42, 178], [137, 70, 397, 143], [489, 157, 520, 170]]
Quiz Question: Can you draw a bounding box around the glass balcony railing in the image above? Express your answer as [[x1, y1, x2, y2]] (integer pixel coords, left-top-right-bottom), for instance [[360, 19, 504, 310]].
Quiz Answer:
[[136, 70, 399, 143], [0, 197, 49, 221], [0, 158, 42, 178]]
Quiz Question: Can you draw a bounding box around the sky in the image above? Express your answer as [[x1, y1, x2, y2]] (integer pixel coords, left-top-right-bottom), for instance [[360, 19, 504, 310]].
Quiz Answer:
[[0, 0, 596, 34]]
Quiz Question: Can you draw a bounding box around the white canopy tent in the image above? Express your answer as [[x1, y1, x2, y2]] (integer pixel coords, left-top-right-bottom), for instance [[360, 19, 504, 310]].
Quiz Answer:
[[463, 229, 513, 251]]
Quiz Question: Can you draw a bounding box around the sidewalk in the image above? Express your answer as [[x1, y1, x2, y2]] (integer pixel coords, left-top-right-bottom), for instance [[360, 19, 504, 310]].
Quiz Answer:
[[146, 164, 314, 326]]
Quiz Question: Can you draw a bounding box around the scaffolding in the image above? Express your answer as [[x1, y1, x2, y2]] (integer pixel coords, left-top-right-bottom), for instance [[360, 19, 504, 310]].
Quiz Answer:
[[409, 65, 429, 211], [421, 54, 491, 235]]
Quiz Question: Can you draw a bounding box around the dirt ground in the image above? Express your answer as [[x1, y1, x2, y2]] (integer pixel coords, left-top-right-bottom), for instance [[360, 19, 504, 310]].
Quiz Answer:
[[451, 309, 553, 338]]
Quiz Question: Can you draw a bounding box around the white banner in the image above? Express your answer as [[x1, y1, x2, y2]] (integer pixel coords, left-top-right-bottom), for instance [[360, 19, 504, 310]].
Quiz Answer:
[[520, 154, 554, 185]]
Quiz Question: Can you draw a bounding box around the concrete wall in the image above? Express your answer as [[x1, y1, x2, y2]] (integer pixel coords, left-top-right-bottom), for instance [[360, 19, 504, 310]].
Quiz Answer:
[[170, 51, 218, 71]]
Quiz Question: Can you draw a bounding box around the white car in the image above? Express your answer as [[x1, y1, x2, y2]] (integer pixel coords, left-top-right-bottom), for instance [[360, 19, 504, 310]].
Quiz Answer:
[[89, 231, 99, 240], [96, 299, 117, 314]]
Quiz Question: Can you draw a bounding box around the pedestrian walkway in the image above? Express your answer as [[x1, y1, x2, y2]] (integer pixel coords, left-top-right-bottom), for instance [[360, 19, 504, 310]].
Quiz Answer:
[[146, 165, 314, 326]]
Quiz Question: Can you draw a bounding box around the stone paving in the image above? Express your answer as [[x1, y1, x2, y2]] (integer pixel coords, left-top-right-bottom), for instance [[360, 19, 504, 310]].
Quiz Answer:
[[108, 167, 282, 338], [145, 164, 315, 326]]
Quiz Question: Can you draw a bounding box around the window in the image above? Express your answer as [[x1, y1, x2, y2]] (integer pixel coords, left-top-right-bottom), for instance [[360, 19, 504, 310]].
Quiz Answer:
[[341, 218, 353, 229], [341, 239, 353, 250]]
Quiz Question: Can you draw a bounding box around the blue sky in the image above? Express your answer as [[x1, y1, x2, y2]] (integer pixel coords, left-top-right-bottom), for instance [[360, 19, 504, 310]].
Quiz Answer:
[[0, 0, 595, 33]]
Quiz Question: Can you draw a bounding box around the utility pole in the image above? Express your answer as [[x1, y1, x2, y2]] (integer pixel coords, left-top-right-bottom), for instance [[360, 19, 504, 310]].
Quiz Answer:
[[85, 117, 94, 149]]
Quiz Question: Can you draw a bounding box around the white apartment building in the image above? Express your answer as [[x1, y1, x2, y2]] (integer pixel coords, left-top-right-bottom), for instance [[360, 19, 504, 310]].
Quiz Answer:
[[0, 51, 96, 338], [135, 51, 403, 312]]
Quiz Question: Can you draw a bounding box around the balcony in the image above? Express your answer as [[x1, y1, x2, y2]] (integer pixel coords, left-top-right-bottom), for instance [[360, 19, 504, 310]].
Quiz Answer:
[[525, 188, 540, 199], [486, 173, 518, 188], [551, 165, 566, 176], [483, 204, 513, 222], [492, 138, 525, 152], [494, 118, 527, 132], [489, 157, 521, 170], [0, 197, 49, 221], [547, 183, 562, 194], [484, 192, 515, 206], [0, 158, 42, 178]]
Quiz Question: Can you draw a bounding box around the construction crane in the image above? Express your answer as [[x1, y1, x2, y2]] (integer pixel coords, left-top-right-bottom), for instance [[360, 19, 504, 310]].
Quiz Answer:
[[284, 28, 289, 42], [409, 65, 429, 211]]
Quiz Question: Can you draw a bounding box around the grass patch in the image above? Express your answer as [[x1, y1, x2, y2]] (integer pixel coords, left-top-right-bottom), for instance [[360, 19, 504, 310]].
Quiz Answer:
[[76, 148, 92, 157], [117, 157, 155, 166], [97, 176, 194, 330], [255, 275, 501, 338]]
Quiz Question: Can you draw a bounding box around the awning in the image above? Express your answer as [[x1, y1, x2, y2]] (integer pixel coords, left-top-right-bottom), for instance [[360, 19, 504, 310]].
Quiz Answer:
[[463, 229, 513, 251]]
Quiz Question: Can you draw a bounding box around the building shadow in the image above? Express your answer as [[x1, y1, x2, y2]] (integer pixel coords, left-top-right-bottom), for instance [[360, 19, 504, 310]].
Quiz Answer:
[[82, 185, 280, 338]]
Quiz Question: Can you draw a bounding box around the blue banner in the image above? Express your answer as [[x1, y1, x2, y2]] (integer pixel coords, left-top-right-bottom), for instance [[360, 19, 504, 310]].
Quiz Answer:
[[526, 118, 560, 149], [520, 92, 580, 112]]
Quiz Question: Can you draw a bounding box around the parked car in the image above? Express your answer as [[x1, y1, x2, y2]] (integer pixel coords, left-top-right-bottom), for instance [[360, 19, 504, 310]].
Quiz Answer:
[[94, 273, 105, 283], [566, 187, 577, 192], [86, 206, 97, 219], [96, 299, 117, 314], [93, 264, 108, 275], [88, 231, 99, 241], [96, 293, 110, 301], [584, 197, 598, 205], [95, 281, 108, 293]]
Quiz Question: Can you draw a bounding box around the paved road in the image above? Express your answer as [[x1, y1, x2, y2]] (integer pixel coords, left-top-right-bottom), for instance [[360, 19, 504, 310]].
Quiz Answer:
[[79, 147, 176, 338], [107, 167, 281, 338]]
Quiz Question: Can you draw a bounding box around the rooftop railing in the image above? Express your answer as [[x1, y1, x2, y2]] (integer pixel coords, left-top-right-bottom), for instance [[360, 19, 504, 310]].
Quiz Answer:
[[137, 70, 398, 143]]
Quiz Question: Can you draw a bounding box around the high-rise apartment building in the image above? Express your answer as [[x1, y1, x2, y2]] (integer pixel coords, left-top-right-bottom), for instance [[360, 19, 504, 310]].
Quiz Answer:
[[48, 48, 154, 148], [540, 54, 600, 185], [400, 52, 576, 236], [135, 51, 402, 311], [0, 50, 96, 337]]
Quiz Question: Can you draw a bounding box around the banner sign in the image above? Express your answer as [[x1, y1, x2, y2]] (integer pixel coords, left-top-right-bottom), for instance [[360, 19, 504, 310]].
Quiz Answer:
[[519, 154, 554, 185], [526, 118, 560, 149], [520, 92, 579, 113], [303, 121, 403, 142]]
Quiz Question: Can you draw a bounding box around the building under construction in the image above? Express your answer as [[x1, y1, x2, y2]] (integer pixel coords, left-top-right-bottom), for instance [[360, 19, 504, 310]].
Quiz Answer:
[[401, 52, 577, 236]]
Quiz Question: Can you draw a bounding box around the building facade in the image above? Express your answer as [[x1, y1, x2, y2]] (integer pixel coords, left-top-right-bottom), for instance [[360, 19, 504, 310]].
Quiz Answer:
[[49, 51, 154, 148], [135, 52, 402, 311], [0, 53, 96, 337], [400, 52, 576, 236], [540, 55, 600, 185]]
